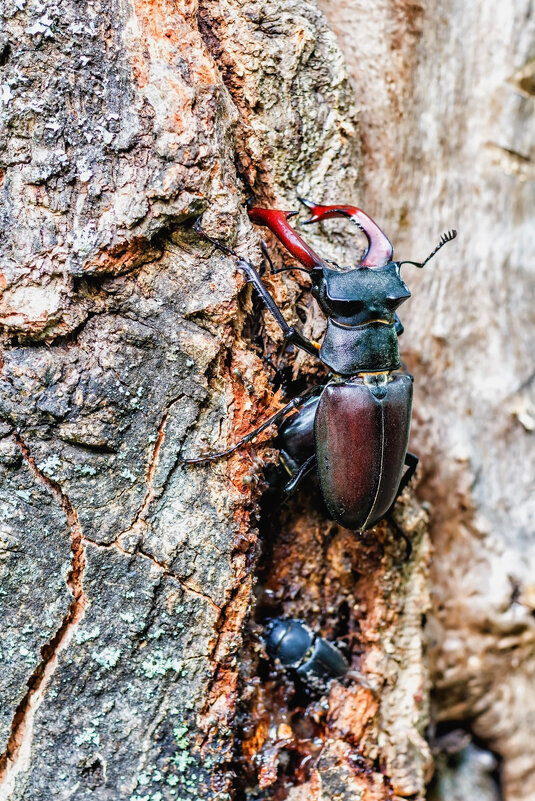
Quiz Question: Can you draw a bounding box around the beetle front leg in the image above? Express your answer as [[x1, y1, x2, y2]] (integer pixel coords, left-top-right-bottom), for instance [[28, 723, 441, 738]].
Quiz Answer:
[[383, 450, 419, 516], [383, 451, 419, 558], [194, 220, 320, 360]]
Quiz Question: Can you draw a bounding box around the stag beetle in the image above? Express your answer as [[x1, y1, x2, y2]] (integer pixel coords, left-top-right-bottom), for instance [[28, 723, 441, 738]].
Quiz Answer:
[[186, 199, 456, 531], [263, 618, 348, 689]]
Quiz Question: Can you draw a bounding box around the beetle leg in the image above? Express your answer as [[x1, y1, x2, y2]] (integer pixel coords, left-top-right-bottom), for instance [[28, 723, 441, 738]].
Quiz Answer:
[[183, 388, 321, 465], [262, 353, 285, 385], [194, 220, 320, 359], [379, 449, 420, 516], [382, 451, 419, 558], [394, 313, 404, 337], [397, 451, 419, 497], [259, 240, 275, 275], [278, 392, 321, 485], [260, 238, 306, 275], [283, 454, 316, 494]]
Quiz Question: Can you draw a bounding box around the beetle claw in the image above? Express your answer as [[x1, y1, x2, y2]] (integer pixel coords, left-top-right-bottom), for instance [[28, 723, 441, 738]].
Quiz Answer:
[[297, 196, 322, 224]]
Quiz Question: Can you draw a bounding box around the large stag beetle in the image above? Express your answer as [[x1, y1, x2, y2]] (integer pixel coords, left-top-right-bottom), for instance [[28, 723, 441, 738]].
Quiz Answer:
[[186, 199, 456, 532]]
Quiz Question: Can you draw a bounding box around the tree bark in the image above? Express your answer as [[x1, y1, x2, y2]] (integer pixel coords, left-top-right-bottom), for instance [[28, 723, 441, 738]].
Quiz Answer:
[[0, 1, 533, 800]]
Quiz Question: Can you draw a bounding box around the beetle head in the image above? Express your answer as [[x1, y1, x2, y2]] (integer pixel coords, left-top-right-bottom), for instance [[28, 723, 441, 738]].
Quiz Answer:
[[263, 618, 313, 667]]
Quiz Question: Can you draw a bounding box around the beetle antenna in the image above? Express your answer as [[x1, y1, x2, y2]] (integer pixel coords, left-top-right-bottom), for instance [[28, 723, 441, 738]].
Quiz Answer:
[[400, 229, 457, 268]]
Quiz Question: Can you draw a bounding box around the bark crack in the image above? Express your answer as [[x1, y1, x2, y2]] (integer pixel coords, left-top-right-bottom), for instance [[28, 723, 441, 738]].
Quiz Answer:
[[115, 393, 189, 543], [86, 537, 221, 613], [125, 407, 170, 533], [0, 434, 88, 799], [129, 543, 222, 613], [79, 395, 223, 608]]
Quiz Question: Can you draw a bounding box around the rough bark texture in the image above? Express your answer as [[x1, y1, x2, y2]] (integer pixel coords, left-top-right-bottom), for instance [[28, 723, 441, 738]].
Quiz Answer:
[[0, 0, 532, 800]]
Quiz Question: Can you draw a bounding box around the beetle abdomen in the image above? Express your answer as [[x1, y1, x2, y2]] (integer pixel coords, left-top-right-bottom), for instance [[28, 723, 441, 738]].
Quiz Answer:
[[314, 375, 412, 530]]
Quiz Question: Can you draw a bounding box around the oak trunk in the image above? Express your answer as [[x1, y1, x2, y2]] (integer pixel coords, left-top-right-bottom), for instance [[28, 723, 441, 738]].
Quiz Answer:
[[0, 0, 533, 799]]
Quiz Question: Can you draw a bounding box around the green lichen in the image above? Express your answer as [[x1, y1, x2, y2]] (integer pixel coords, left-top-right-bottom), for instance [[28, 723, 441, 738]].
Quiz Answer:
[[137, 771, 152, 787], [130, 719, 203, 798], [74, 726, 100, 747], [91, 646, 121, 669], [74, 624, 101, 644], [172, 724, 188, 749], [147, 627, 165, 640], [170, 751, 194, 774], [18, 645, 35, 665], [72, 464, 97, 476], [141, 650, 182, 678], [37, 454, 62, 477]]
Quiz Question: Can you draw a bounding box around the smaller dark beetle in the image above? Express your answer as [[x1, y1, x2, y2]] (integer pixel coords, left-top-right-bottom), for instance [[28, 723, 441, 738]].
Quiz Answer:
[[264, 618, 348, 687], [186, 199, 456, 532]]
